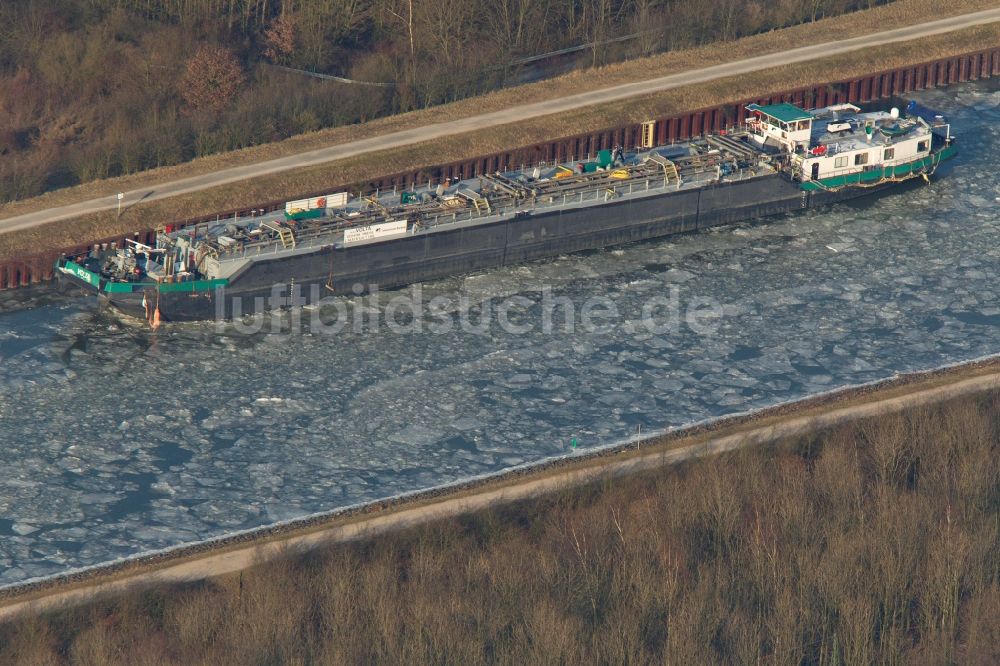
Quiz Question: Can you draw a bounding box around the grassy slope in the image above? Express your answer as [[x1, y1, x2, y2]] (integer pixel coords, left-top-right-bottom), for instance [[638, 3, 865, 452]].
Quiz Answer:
[[1, 384, 997, 663], [0, 0, 997, 261]]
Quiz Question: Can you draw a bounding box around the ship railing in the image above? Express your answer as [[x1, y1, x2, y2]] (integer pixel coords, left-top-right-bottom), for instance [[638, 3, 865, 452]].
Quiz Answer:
[[212, 146, 767, 259], [216, 173, 659, 257], [171, 135, 755, 244], [403, 132, 748, 191], [419, 168, 760, 230], [804, 151, 935, 183], [215, 223, 350, 261]]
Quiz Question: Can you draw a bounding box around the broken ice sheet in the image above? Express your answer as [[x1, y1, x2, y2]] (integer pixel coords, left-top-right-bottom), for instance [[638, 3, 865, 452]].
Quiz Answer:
[[1, 80, 1000, 587]]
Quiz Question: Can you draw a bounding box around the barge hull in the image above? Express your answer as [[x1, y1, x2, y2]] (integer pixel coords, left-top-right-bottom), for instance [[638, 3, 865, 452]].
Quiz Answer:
[[98, 173, 911, 322]]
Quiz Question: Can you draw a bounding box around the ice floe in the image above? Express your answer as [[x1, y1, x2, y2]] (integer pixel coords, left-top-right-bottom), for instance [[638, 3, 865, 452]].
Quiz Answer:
[[0, 81, 999, 587]]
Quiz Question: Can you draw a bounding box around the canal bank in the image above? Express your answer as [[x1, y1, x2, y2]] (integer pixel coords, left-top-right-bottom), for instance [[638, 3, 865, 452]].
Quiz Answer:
[[2, 355, 1000, 621], [1, 23, 1000, 286]]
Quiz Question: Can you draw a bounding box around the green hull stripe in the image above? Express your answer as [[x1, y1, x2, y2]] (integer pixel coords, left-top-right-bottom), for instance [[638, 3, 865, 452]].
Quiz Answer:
[[103, 278, 227, 293], [56, 258, 227, 293], [57, 259, 102, 287], [800, 144, 957, 191], [156, 279, 228, 293]]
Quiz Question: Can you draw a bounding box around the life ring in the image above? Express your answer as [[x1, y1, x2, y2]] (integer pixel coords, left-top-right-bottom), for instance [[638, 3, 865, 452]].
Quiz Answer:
[[316, 197, 326, 208]]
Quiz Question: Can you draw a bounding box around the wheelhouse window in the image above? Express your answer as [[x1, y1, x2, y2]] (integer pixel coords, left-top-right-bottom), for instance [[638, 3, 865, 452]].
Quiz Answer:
[[854, 152, 869, 166], [834, 156, 848, 168], [884, 148, 895, 160], [917, 140, 929, 152]]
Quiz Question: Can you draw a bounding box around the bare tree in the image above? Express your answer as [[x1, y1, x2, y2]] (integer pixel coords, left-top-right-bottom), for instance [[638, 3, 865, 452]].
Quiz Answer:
[[179, 45, 246, 113], [262, 14, 296, 64]]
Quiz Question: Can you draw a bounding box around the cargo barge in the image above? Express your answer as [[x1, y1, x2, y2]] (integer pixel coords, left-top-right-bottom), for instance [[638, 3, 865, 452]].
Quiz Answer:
[[57, 101, 956, 324]]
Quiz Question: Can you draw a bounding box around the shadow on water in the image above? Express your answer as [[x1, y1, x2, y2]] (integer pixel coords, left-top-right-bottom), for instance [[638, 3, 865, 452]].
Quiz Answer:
[[58, 333, 89, 364], [0, 282, 80, 315], [729, 346, 763, 362], [441, 434, 479, 453], [152, 442, 195, 472], [949, 310, 1000, 327], [0, 287, 89, 357], [922, 316, 944, 332], [791, 361, 830, 376], [100, 472, 167, 523], [56, 469, 165, 525], [0, 332, 50, 358]]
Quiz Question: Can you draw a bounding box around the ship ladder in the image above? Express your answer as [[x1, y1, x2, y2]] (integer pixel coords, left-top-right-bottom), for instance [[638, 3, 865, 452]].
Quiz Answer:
[[260, 220, 296, 249], [665, 161, 679, 185], [364, 195, 389, 213], [644, 153, 679, 186], [276, 226, 296, 249], [457, 188, 491, 215], [473, 197, 491, 215]]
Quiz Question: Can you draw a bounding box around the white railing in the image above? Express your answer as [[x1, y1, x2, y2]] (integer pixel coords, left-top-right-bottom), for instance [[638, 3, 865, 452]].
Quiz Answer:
[[798, 151, 934, 183]]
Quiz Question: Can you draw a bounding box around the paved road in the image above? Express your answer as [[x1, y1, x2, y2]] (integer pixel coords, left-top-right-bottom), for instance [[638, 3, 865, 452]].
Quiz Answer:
[[2, 367, 999, 622], [2, 8, 999, 236]]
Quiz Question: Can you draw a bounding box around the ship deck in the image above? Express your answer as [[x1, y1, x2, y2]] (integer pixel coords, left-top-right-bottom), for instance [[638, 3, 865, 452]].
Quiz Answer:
[[809, 108, 931, 153], [190, 133, 778, 278]]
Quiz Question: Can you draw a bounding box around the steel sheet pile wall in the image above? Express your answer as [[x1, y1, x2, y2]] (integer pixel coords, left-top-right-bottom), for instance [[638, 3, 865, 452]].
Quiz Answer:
[[0, 230, 159, 290], [3, 48, 998, 290]]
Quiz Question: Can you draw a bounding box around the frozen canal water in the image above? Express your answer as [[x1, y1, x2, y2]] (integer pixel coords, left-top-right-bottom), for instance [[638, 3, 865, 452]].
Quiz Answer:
[[1, 82, 999, 585]]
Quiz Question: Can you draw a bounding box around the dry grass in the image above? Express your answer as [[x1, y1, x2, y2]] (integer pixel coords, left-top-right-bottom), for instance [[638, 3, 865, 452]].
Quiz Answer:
[[1, 18, 997, 263], [1, 387, 997, 664], [0, 0, 994, 231]]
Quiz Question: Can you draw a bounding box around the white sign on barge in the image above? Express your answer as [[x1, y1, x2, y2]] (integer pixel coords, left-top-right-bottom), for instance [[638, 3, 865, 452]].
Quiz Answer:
[[343, 219, 409, 245]]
